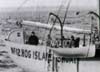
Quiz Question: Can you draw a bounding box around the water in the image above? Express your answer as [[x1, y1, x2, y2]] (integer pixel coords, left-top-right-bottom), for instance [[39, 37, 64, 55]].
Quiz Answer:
[[0, 46, 24, 72]]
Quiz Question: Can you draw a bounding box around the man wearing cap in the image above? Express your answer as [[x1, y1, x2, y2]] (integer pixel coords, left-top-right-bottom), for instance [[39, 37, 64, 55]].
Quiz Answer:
[[28, 31, 39, 45]]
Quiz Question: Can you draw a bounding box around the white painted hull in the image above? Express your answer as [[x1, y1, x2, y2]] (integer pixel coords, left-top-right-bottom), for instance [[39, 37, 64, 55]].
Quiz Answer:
[[5, 41, 100, 72], [5, 41, 48, 72]]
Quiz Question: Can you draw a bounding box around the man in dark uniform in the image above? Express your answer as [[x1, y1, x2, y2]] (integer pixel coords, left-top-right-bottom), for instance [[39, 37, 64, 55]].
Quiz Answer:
[[28, 31, 39, 45], [74, 37, 80, 47]]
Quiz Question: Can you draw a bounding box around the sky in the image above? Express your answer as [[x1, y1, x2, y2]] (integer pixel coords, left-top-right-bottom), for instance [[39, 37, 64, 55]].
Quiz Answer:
[[0, 0, 98, 9]]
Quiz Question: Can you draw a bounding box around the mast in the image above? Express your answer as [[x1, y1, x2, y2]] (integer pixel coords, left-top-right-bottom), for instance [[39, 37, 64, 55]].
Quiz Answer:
[[61, 0, 71, 47], [62, 0, 71, 25]]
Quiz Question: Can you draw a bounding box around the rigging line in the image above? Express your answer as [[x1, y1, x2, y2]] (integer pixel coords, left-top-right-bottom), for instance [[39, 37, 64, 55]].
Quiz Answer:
[[47, 0, 62, 23], [62, 0, 72, 26], [34, 0, 41, 22], [16, 0, 29, 12], [54, 0, 67, 21], [48, 0, 66, 23], [48, 0, 67, 35], [57, 0, 67, 14]]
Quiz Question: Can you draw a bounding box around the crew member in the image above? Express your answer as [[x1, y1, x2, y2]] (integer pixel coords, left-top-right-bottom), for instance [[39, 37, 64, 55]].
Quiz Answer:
[[74, 37, 80, 47], [46, 34, 52, 46], [28, 31, 39, 45], [69, 35, 75, 48]]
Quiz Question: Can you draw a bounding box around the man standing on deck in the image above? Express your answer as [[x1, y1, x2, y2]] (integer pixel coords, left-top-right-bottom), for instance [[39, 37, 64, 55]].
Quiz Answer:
[[69, 35, 75, 48], [28, 31, 39, 45]]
